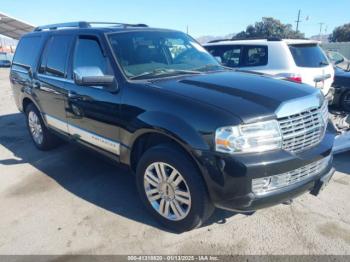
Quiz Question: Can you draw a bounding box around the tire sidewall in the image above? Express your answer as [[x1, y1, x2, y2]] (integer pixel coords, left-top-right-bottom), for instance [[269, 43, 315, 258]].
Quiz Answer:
[[25, 104, 48, 149], [136, 145, 210, 232]]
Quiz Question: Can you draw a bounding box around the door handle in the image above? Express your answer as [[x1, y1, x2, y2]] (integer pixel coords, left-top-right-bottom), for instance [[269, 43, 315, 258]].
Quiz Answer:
[[32, 81, 41, 89], [68, 91, 80, 99]]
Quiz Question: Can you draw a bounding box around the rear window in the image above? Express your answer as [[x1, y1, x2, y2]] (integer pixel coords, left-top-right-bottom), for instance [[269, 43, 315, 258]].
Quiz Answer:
[[13, 36, 42, 68], [40, 35, 73, 78], [289, 44, 329, 68]]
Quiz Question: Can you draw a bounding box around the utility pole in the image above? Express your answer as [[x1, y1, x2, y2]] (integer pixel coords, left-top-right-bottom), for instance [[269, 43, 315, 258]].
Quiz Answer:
[[186, 25, 189, 35], [318, 22, 324, 41], [295, 9, 301, 32]]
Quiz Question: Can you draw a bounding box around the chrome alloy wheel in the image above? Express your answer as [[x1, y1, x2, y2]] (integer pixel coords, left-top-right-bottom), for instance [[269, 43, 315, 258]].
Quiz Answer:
[[28, 111, 43, 145], [144, 162, 191, 221]]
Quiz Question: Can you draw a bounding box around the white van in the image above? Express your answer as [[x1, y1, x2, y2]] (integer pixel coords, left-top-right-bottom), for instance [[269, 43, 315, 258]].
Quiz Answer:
[[204, 39, 335, 96]]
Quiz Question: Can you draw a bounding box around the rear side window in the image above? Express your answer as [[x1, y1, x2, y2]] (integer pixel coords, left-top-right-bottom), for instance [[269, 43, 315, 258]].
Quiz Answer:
[[13, 36, 42, 68], [289, 44, 329, 68], [40, 35, 73, 78], [242, 46, 268, 67], [73, 37, 112, 75], [206, 45, 242, 67]]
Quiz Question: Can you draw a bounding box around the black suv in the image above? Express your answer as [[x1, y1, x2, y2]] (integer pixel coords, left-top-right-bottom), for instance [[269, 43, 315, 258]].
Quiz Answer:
[[10, 22, 335, 232]]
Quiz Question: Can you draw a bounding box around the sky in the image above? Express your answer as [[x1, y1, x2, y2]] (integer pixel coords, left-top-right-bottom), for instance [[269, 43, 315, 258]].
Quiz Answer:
[[1, 0, 349, 38]]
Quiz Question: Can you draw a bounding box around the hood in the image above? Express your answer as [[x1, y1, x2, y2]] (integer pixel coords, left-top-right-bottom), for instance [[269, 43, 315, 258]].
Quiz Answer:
[[149, 71, 318, 123]]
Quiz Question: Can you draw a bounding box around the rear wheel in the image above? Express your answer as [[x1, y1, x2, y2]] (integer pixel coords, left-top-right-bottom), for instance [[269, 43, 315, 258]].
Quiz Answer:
[[136, 144, 214, 232], [25, 103, 61, 150], [340, 89, 350, 112]]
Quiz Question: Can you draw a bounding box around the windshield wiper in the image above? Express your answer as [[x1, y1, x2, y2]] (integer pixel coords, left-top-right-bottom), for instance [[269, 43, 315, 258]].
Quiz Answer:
[[129, 68, 201, 80], [192, 64, 225, 72], [320, 61, 329, 66]]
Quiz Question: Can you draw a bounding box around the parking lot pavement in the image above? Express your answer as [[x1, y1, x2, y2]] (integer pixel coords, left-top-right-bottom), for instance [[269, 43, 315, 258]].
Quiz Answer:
[[0, 68, 349, 255]]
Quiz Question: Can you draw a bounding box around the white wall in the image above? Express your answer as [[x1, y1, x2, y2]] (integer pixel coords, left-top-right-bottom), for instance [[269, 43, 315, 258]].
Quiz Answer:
[[322, 42, 350, 59]]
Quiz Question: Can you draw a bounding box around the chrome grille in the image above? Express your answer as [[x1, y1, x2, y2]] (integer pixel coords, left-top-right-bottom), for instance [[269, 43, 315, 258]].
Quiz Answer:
[[278, 101, 328, 153], [252, 155, 331, 195]]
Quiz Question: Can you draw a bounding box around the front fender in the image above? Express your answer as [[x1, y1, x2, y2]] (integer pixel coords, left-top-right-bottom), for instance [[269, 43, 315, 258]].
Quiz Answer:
[[119, 111, 210, 165]]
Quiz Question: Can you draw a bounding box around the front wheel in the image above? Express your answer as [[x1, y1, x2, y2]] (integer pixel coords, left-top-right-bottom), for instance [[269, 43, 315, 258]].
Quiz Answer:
[[136, 144, 214, 232]]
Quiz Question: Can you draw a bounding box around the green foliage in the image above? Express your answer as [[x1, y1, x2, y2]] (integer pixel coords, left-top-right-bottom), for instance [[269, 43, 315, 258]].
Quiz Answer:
[[234, 17, 305, 39], [329, 23, 350, 42]]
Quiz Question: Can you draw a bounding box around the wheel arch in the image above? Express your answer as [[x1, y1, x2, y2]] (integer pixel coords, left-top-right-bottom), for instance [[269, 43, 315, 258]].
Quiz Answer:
[[123, 111, 210, 172]]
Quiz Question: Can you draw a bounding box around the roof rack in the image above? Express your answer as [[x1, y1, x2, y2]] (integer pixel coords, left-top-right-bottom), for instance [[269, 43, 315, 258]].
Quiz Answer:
[[207, 38, 232, 43], [34, 21, 148, 31], [207, 36, 283, 43]]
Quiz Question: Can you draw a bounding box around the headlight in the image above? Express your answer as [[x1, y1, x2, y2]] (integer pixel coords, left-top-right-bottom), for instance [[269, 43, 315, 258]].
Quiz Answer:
[[215, 120, 282, 154]]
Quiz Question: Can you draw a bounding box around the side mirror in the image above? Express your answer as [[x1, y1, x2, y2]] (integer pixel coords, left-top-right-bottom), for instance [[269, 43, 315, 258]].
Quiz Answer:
[[74, 67, 115, 86], [214, 56, 222, 64]]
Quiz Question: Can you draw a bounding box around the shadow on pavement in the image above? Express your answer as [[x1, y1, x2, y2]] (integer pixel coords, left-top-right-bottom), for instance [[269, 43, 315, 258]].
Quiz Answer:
[[0, 113, 237, 232]]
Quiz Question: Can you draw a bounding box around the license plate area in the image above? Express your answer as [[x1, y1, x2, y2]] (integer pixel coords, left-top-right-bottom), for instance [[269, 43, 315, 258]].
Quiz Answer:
[[310, 168, 335, 196]]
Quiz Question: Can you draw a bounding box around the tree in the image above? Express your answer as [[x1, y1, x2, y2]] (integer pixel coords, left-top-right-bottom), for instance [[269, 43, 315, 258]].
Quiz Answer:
[[234, 17, 305, 39], [329, 23, 350, 42]]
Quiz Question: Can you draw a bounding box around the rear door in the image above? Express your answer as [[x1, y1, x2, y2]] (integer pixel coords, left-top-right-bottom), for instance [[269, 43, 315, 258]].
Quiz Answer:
[[10, 35, 44, 111], [36, 34, 74, 133], [288, 44, 334, 95]]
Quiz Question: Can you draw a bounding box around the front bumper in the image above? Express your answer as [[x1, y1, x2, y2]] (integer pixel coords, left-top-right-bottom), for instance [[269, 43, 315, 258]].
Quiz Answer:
[[217, 166, 334, 212], [193, 131, 335, 211]]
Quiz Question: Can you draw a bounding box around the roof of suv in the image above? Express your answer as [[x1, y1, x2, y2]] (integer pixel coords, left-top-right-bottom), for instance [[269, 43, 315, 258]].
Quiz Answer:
[[23, 21, 181, 37], [204, 39, 320, 46]]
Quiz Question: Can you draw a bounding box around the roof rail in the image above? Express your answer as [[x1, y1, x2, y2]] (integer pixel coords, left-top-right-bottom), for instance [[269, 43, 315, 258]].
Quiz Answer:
[[34, 21, 148, 31], [207, 38, 232, 43], [230, 36, 282, 41], [34, 22, 90, 31], [207, 36, 283, 43]]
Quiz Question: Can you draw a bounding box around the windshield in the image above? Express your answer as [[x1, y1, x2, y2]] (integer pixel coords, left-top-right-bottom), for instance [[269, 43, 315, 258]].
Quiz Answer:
[[107, 31, 222, 79], [289, 44, 329, 68]]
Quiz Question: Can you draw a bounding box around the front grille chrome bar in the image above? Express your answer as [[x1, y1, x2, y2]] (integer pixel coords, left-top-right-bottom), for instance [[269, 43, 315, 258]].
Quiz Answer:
[[278, 101, 328, 153]]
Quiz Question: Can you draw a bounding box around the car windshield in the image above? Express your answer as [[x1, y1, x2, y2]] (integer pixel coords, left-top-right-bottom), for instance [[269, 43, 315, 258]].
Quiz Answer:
[[289, 44, 329, 68], [107, 31, 223, 79]]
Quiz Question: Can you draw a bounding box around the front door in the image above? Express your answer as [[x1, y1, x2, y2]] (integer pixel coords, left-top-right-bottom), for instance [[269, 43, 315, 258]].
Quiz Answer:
[[64, 34, 122, 157]]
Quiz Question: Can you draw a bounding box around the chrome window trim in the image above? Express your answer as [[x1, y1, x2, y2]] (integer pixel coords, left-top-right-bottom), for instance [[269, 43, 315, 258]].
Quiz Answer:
[[44, 114, 120, 155], [11, 68, 29, 74], [37, 73, 74, 84]]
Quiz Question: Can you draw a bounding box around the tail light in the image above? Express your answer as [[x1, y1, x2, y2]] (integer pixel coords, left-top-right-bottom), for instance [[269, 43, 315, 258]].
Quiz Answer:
[[275, 73, 302, 84], [286, 75, 302, 83]]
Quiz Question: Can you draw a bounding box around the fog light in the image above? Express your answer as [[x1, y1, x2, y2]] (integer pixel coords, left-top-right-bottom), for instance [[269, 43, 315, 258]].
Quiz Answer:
[[252, 155, 331, 196]]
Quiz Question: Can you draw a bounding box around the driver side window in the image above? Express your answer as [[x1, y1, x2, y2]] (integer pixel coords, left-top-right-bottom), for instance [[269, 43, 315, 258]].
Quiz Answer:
[[73, 37, 112, 75]]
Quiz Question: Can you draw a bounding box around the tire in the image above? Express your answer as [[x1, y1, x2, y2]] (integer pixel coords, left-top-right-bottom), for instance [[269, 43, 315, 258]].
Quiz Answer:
[[136, 144, 214, 232], [340, 89, 350, 112], [25, 103, 61, 150]]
